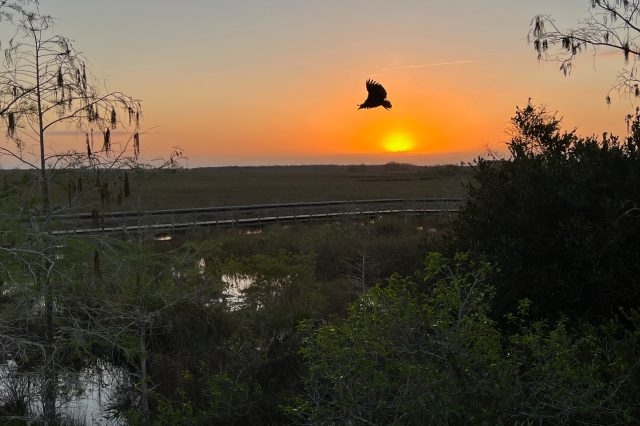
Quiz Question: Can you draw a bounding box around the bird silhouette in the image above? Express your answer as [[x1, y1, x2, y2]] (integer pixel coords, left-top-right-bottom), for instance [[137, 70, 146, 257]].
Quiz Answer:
[[358, 79, 392, 110]]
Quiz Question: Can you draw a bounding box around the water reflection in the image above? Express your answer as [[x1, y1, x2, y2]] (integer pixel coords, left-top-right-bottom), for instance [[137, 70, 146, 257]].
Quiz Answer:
[[197, 258, 206, 276], [0, 361, 127, 425], [153, 232, 172, 241], [221, 273, 255, 309]]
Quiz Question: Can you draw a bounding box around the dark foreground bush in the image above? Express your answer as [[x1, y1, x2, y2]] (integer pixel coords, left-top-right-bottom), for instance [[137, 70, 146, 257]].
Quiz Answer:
[[453, 102, 640, 321]]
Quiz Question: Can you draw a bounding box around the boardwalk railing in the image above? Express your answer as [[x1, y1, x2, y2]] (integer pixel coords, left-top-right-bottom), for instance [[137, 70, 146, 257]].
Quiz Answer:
[[50, 198, 465, 235]]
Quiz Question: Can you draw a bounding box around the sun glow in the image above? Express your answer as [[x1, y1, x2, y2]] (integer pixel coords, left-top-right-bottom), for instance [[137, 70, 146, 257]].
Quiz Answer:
[[382, 132, 416, 153]]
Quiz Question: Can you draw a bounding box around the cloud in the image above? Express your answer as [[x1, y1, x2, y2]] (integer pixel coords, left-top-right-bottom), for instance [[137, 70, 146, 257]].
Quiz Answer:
[[382, 59, 478, 72]]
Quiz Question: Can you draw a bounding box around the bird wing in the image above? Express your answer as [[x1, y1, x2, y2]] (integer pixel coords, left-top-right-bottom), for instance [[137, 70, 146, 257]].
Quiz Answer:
[[366, 79, 387, 100]]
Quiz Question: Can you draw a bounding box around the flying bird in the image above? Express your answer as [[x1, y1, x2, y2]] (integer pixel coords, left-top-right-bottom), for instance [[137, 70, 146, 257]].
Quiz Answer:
[[358, 79, 392, 110]]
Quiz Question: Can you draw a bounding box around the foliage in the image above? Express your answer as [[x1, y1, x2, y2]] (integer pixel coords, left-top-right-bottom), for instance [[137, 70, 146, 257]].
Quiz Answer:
[[293, 253, 503, 425], [452, 101, 640, 320], [144, 219, 439, 424], [530, 0, 640, 103], [150, 365, 266, 426], [293, 252, 640, 425]]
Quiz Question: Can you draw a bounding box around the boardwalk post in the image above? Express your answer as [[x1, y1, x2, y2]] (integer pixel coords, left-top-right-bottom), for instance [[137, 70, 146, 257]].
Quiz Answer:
[[403, 199, 407, 223]]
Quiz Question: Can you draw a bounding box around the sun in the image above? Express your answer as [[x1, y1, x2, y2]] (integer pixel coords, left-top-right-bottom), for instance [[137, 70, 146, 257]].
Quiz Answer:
[[382, 131, 415, 153]]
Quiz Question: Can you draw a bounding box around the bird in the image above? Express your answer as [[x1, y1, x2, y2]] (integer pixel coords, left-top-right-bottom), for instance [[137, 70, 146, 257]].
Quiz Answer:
[[358, 79, 392, 110]]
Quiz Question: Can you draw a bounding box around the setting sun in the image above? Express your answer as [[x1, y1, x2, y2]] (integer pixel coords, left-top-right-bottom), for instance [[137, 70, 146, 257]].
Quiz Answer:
[[383, 132, 416, 153]]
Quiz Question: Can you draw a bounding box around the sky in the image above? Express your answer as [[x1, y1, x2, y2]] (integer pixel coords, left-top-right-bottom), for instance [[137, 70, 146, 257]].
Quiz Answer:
[[2, 1, 638, 167]]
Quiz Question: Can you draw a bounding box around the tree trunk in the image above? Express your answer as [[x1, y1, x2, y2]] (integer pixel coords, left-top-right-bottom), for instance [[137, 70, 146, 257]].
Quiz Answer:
[[42, 281, 56, 425], [34, 33, 56, 425], [139, 320, 149, 423]]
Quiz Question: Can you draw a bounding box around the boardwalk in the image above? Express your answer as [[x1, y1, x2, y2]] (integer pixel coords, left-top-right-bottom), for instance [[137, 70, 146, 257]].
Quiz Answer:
[[51, 198, 465, 235]]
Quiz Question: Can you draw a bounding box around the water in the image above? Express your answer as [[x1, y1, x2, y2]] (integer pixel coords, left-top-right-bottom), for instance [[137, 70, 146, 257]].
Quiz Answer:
[[1, 260, 268, 424], [197, 255, 256, 309], [0, 361, 127, 425], [153, 233, 172, 241], [59, 365, 127, 425], [220, 272, 292, 311], [221, 273, 255, 309]]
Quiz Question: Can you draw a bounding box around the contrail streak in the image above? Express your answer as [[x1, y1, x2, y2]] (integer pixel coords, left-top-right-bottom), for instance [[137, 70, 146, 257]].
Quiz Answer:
[[382, 59, 478, 71]]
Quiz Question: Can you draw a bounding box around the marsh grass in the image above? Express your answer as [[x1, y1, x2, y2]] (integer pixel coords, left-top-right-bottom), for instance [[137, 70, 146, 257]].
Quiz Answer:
[[0, 164, 472, 213]]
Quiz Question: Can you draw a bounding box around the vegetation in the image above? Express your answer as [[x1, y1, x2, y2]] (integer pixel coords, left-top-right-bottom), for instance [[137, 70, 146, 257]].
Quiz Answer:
[[141, 104, 640, 424], [1, 1, 640, 425], [452, 101, 640, 321], [82, 100, 639, 424], [530, 0, 640, 103], [136, 217, 443, 425], [0, 4, 145, 425], [0, 164, 472, 212], [294, 253, 640, 425], [2, 112, 639, 424]]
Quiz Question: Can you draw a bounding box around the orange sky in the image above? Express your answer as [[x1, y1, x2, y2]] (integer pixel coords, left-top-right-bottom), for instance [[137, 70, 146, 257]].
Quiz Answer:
[[2, 1, 638, 167]]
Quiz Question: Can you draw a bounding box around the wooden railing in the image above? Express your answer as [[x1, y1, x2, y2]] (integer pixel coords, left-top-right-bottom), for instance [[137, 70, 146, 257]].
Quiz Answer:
[[50, 198, 465, 235]]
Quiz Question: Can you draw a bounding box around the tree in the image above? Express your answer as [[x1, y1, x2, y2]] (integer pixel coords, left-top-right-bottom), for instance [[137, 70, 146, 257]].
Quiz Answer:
[[0, 8, 142, 213], [530, 0, 640, 103], [452, 101, 640, 321], [0, 6, 141, 424]]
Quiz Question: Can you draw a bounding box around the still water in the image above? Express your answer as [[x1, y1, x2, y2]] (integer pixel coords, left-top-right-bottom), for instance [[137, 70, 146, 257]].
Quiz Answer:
[[0, 361, 126, 425]]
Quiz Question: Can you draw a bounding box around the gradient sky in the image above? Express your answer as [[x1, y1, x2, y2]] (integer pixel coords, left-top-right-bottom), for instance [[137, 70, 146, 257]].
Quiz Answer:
[[5, 1, 638, 166]]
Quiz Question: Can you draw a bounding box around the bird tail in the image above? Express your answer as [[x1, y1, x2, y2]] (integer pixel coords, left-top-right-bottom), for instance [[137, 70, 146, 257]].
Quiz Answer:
[[383, 100, 392, 110]]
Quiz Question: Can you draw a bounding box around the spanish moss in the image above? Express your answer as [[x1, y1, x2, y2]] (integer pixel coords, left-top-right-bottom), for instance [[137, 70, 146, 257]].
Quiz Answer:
[[86, 132, 91, 157], [7, 111, 15, 137], [103, 128, 111, 152], [133, 131, 140, 159]]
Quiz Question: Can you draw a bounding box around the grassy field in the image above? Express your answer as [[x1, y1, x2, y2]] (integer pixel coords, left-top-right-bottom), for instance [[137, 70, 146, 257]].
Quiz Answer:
[[1, 163, 473, 212]]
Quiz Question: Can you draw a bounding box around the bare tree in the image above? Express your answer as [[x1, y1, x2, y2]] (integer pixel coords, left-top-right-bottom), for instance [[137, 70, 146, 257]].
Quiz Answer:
[[530, 0, 640, 104], [0, 8, 142, 215], [0, 6, 141, 425]]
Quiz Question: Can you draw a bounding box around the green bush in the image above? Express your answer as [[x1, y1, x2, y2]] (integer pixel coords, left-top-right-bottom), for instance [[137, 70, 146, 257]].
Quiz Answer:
[[292, 253, 640, 425]]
